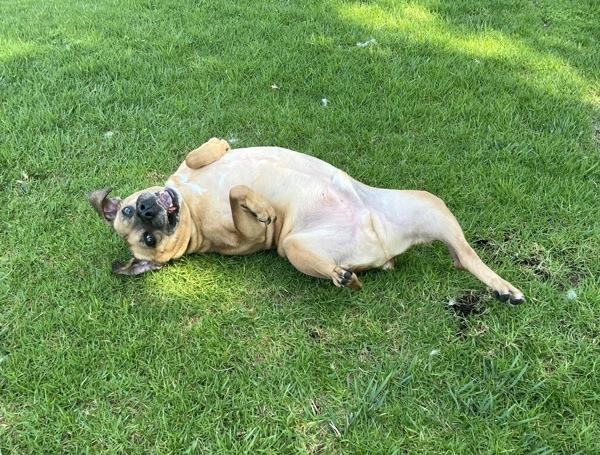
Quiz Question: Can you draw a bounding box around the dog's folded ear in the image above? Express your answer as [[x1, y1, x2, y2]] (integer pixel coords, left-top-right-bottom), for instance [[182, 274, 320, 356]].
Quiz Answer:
[[88, 187, 121, 228], [112, 258, 162, 275]]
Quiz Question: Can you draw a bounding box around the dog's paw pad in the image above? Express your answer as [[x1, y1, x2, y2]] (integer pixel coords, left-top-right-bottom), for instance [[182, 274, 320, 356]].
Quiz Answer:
[[336, 267, 353, 286], [492, 290, 510, 302], [333, 266, 362, 291], [509, 295, 525, 305], [493, 290, 525, 305]]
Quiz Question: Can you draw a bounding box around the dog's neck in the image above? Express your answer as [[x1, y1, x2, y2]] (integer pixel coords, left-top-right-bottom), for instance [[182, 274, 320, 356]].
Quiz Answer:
[[181, 202, 205, 255]]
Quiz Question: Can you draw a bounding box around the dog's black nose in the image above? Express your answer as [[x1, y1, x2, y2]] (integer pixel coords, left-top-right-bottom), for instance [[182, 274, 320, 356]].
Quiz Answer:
[[137, 194, 158, 223]]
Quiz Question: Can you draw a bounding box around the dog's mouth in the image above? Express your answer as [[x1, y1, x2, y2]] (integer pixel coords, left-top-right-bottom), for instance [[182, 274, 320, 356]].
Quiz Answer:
[[156, 188, 180, 230]]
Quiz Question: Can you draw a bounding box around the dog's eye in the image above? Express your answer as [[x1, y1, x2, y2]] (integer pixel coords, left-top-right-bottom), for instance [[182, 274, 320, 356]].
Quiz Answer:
[[122, 206, 134, 218], [143, 232, 156, 248]]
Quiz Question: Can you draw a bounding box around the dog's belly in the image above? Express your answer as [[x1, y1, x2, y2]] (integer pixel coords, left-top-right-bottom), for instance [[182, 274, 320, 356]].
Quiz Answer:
[[170, 148, 349, 220], [169, 146, 396, 267]]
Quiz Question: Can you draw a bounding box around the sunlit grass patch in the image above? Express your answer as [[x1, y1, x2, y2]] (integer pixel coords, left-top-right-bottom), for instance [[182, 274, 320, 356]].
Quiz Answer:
[[0, 38, 39, 62]]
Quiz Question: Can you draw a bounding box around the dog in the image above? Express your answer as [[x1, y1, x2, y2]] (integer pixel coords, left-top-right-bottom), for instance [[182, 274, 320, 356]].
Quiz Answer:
[[88, 138, 524, 304]]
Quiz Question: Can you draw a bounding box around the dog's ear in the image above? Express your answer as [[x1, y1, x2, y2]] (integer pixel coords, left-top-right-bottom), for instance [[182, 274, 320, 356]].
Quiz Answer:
[[88, 187, 121, 227], [111, 258, 162, 275]]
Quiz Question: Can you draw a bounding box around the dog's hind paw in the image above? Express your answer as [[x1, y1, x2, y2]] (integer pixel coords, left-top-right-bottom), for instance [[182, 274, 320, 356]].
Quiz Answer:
[[333, 266, 362, 291], [493, 289, 525, 305]]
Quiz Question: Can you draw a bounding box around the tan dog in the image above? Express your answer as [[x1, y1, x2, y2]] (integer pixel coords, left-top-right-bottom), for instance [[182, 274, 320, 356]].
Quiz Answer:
[[88, 138, 524, 304]]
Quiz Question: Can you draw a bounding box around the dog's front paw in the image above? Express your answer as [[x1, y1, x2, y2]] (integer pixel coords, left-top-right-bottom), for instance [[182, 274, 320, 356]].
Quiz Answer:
[[333, 266, 362, 291], [185, 138, 230, 169], [241, 202, 276, 225]]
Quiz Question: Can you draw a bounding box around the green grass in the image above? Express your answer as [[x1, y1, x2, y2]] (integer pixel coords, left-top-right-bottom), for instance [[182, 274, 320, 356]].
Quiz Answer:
[[1, 0, 599, 452]]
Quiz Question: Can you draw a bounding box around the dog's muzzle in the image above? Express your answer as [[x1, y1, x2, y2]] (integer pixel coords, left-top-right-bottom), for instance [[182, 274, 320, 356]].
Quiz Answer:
[[136, 188, 180, 232]]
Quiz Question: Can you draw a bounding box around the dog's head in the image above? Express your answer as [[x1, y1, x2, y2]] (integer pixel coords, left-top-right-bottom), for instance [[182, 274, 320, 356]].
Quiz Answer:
[[88, 186, 190, 275]]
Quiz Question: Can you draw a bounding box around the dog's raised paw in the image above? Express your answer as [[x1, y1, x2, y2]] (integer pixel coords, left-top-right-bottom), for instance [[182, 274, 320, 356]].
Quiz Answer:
[[241, 204, 276, 225], [185, 138, 230, 169]]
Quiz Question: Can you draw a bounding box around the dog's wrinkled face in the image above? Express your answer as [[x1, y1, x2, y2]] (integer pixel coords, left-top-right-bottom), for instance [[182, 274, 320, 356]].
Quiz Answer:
[[88, 186, 187, 275]]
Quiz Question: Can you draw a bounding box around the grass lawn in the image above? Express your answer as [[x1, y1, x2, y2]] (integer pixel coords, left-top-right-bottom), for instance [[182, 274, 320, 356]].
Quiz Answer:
[[1, 0, 599, 452]]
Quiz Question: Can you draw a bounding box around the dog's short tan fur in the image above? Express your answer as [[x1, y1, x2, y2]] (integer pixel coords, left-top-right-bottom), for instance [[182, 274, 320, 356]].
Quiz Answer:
[[89, 138, 524, 304]]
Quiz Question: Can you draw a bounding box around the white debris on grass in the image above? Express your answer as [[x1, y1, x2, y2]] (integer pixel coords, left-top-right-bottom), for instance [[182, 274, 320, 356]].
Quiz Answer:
[[430, 349, 440, 356], [104, 131, 114, 138], [565, 289, 577, 301], [357, 38, 377, 48], [321, 98, 328, 107], [16, 171, 29, 185]]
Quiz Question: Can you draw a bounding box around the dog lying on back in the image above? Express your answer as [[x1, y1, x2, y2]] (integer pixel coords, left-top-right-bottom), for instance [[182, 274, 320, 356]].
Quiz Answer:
[[89, 138, 524, 304]]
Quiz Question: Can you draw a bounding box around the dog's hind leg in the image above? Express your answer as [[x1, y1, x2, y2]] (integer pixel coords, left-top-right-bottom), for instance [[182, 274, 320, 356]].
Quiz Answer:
[[410, 193, 525, 304], [369, 189, 525, 304], [281, 235, 363, 291], [441, 228, 525, 304]]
